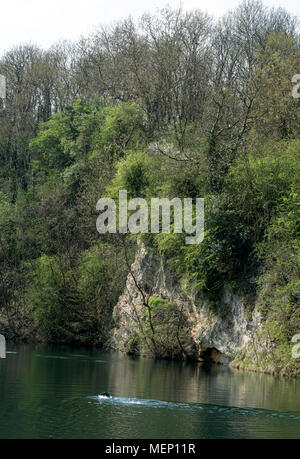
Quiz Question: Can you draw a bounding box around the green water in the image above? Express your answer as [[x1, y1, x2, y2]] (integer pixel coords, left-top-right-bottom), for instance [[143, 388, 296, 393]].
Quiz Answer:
[[0, 343, 299, 439]]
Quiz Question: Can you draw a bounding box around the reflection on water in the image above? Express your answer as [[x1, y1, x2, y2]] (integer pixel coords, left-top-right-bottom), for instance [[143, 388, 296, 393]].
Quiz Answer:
[[0, 343, 299, 438]]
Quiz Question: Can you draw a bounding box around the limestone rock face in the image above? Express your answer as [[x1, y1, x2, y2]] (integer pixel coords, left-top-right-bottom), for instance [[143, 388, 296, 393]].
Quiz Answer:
[[111, 244, 262, 365]]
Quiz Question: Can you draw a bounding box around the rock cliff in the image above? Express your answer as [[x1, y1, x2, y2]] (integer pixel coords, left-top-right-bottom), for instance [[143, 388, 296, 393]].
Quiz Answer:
[[111, 244, 262, 366]]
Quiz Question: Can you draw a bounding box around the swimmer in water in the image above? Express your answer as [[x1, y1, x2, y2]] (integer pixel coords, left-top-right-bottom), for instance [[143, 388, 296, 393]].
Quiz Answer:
[[99, 392, 112, 398]]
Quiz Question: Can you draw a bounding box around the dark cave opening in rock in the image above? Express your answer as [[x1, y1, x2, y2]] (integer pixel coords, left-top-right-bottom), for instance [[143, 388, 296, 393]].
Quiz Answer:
[[199, 347, 225, 364]]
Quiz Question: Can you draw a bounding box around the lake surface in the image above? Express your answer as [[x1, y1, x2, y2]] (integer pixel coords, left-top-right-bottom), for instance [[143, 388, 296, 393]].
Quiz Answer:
[[0, 343, 299, 439]]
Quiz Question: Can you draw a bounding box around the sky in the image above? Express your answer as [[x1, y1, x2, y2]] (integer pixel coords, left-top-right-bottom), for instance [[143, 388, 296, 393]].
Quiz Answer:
[[0, 0, 299, 55]]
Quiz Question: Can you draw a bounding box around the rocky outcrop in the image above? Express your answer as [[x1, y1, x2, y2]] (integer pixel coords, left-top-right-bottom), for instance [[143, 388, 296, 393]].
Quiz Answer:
[[111, 243, 262, 366]]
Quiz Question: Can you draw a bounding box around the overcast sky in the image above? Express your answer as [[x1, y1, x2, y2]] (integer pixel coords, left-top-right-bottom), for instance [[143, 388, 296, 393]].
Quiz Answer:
[[0, 0, 299, 56]]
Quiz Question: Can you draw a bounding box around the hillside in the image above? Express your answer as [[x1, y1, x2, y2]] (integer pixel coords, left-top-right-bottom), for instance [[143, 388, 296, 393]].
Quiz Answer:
[[0, 1, 299, 376]]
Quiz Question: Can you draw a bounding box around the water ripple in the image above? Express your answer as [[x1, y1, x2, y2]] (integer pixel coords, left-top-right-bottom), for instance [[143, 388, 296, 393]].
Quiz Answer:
[[92, 395, 300, 421]]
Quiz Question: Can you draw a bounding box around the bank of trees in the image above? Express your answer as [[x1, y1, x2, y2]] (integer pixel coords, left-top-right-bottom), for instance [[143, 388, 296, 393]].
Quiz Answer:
[[0, 1, 299, 372]]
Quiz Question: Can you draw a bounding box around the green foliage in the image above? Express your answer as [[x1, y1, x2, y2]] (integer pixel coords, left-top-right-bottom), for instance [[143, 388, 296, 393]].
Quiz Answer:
[[128, 296, 195, 360], [254, 184, 300, 376], [30, 113, 75, 172], [152, 140, 300, 309], [108, 150, 159, 198], [25, 240, 132, 345], [224, 140, 300, 237], [96, 103, 146, 158], [26, 254, 82, 343], [30, 99, 146, 182], [77, 242, 131, 338], [0, 98, 144, 343], [154, 196, 253, 297], [0, 192, 16, 263]]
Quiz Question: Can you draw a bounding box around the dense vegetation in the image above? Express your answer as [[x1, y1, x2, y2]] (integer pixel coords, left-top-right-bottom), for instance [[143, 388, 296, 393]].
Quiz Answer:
[[0, 1, 299, 374]]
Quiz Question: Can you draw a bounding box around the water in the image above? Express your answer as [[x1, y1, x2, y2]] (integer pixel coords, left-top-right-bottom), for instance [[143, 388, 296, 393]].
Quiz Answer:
[[0, 343, 299, 439]]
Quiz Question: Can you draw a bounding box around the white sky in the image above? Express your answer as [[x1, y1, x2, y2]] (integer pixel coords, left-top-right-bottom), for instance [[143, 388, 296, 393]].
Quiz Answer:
[[0, 0, 299, 56]]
